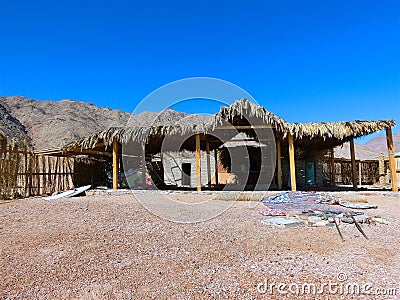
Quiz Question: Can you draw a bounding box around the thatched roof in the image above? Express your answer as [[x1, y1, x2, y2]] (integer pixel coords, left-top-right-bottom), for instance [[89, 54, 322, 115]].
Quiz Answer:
[[215, 98, 290, 132], [62, 98, 396, 154], [290, 120, 395, 140]]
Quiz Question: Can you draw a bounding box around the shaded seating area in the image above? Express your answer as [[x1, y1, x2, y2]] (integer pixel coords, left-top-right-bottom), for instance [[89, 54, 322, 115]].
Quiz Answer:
[[59, 98, 398, 192]]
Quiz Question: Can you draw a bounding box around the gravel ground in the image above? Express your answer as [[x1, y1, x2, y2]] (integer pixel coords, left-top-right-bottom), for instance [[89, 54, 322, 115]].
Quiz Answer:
[[0, 192, 399, 299]]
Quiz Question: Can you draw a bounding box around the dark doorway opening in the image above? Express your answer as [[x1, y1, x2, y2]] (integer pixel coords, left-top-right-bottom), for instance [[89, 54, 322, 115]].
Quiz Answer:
[[182, 163, 191, 186]]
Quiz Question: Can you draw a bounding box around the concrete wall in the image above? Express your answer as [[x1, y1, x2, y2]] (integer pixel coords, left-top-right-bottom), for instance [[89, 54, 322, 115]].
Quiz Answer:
[[163, 150, 216, 187]]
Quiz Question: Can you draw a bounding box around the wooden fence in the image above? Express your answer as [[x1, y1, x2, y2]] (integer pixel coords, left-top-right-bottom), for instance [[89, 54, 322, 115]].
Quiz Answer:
[[322, 158, 389, 186], [0, 143, 74, 199]]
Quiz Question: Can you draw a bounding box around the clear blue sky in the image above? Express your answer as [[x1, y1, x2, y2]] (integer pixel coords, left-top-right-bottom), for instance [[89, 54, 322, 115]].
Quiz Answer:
[[0, 0, 399, 141]]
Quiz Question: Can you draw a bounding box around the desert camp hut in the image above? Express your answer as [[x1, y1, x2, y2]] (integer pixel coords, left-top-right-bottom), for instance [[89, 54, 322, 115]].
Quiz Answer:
[[62, 98, 398, 192]]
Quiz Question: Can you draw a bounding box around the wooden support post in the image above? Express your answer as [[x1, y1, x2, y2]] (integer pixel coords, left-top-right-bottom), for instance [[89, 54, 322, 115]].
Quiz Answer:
[[276, 138, 282, 190], [206, 140, 211, 188], [196, 134, 201, 192], [112, 138, 119, 191], [141, 142, 146, 187], [330, 148, 335, 186], [358, 162, 362, 186], [214, 149, 219, 188], [288, 134, 296, 191], [349, 139, 357, 189], [47, 156, 51, 194], [386, 127, 398, 192], [36, 155, 40, 195], [379, 153, 385, 185], [24, 150, 28, 197]]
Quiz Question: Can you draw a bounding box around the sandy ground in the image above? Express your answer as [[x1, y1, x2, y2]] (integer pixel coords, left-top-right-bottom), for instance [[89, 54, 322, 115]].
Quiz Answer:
[[0, 191, 399, 299]]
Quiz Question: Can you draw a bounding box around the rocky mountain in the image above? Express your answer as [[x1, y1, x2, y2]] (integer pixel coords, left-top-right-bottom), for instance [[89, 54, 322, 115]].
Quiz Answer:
[[0, 96, 190, 150], [363, 132, 400, 154], [0, 103, 30, 144], [0, 96, 132, 150]]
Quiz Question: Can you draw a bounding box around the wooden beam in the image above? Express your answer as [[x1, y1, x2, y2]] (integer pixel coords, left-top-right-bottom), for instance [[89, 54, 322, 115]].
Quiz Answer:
[[288, 134, 296, 191], [330, 148, 335, 186], [141, 142, 146, 187], [358, 162, 362, 186], [214, 149, 219, 188], [206, 141, 211, 188], [276, 138, 282, 190], [349, 139, 357, 189], [386, 127, 398, 192], [379, 153, 385, 185], [112, 138, 119, 191], [40, 154, 45, 195], [196, 134, 201, 192]]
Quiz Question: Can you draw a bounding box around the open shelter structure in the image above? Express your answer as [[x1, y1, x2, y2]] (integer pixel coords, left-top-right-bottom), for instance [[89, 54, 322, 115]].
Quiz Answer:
[[61, 99, 398, 192]]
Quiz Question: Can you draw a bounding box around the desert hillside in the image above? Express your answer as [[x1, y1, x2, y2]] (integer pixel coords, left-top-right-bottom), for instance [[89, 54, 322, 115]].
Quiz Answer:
[[362, 132, 400, 153], [0, 96, 132, 150], [0, 103, 30, 143]]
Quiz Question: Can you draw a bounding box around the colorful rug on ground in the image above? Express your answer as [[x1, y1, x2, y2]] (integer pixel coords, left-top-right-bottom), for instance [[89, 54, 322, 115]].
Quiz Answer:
[[262, 191, 348, 213]]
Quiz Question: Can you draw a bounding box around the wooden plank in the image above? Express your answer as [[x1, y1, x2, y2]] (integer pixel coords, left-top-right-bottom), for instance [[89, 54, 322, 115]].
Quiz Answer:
[[196, 134, 201, 192], [67, 157, 74, 189], [36, 154, 40, 195], [0, 149, 34, 154], [47, 156, 51, 194], [276, 138, 282, 190], [41, 154, 46, 194], [206, 141, 211, 188], [112, 138, 119, 190], [141, 142, 146, 187], [349, 139, 357, 189], [288, 134, 296, 191], [214, 149, 219, 187], [386, 127, 398, 192], [24, 150, 28, 197], [330, 148, 335, 186]]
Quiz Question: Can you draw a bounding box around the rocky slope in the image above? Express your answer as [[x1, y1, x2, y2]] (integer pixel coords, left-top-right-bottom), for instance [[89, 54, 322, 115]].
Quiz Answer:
[[363, 133, 400, 154], [0, 96, 132, 149], [0, 103, 30, 144]]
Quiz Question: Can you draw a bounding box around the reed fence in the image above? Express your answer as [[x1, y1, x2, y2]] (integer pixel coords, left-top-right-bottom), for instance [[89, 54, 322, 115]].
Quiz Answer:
[[0, 142, 74, 199]]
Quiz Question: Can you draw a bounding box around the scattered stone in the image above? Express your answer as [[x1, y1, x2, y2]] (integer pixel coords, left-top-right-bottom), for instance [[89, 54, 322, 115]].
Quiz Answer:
[[341, 218, 354, 224], [354, 215, 369, 224], [260, 217, 304, 228], [370, 217, 390, 225], [307, 216, 322, 223]]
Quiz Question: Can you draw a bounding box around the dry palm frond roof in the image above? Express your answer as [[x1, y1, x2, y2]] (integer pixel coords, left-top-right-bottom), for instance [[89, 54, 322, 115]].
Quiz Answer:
[[63, 98, 396, 151], [291, 119, 395, 140]]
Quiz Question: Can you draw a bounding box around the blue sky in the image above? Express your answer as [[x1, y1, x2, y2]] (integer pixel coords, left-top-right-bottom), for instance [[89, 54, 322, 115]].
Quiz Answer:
[[0, 0, 399, 142]]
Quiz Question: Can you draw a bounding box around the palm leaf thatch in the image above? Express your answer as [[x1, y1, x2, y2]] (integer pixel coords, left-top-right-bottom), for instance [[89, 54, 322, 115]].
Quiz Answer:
[[215, 98, 290, 132], [62, 98, 396, 153], [64, 109, 215, 151], [290, 120, 395, 140]]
